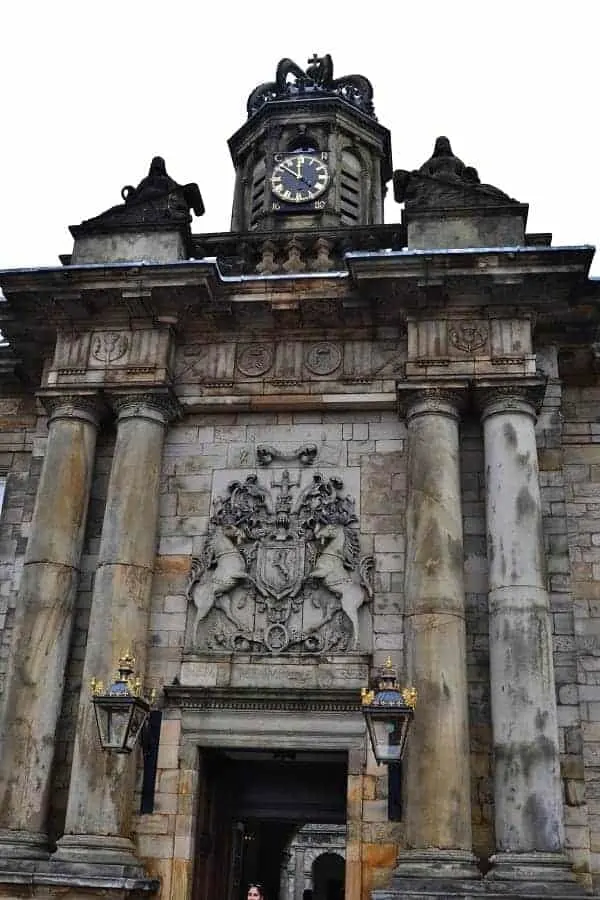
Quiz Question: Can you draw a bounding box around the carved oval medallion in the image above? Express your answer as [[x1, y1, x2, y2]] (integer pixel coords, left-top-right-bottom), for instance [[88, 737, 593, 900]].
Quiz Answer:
[[265, 623, 290, 653], [237, 343, 274, 377], [91, 332, 129, 365], [448, 323, 487, 354], [304, 342, 342, 375]]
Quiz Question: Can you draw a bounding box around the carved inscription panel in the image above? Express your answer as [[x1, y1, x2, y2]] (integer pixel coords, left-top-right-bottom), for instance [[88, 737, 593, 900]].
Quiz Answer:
[[186, 467, 372, 656]]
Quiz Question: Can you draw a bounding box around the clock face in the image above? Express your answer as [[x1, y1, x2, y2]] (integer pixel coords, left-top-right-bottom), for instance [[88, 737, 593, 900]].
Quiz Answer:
[[270, 153, 330, 204]]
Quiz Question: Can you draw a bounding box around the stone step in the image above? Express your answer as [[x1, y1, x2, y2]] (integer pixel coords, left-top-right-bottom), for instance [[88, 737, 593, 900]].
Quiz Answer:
[[373, 882, 594, 899]]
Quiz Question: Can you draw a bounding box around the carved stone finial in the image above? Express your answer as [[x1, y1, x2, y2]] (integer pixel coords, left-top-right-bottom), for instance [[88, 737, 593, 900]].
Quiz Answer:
[[393, 136, 518, 210], [311, 237, 335, 272], [256, 240, 280, 274], [282, 238, 307, 274], [246, 54, 375, 119], [70, 157, 204, 236]]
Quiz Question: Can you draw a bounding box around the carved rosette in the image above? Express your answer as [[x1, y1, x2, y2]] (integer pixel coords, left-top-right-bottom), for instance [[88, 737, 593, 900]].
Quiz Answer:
[[475, 379, 547, 422], [186, 471, 373, 656]]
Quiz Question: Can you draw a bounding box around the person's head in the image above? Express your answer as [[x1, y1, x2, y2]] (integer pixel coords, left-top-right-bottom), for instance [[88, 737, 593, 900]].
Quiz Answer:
[[247, 884, 264, 900]]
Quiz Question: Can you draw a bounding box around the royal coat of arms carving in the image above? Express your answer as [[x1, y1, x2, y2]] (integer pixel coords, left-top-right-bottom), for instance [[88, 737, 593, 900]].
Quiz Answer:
[[186, 471, 373, 655]]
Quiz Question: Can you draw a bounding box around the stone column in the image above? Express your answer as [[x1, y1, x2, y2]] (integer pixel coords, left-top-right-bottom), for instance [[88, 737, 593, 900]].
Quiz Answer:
[[395, 385, 477, 881], [53, 391, 178, 877], [479, 382, 574, 883], [0, 393, 101, 864]]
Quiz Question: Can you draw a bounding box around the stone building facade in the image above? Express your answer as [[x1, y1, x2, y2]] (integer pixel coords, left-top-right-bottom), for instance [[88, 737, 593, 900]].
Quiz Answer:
[[0, 54, 599, 900]]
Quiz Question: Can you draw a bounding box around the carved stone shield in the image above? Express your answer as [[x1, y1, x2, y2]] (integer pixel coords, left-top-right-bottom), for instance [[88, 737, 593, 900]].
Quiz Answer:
[[255, 539, 305, 600]]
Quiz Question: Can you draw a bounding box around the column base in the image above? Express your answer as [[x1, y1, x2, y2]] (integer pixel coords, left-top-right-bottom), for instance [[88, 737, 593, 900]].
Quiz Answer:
[[0, 829, 49, 868], [51, 833, 148, 879], [487, 851, 581, 885], [373, 850, 591, 900], [392, 849, 481, 883], [0, 870, 159, 900]]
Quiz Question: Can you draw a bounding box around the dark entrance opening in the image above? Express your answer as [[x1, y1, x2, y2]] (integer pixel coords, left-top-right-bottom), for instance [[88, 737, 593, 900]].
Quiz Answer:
[[193, 749, 347, 900]]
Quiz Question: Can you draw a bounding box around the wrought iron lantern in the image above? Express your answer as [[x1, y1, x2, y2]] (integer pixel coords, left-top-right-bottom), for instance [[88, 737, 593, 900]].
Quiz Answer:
[[361, 658, 417, 765], [91, 652, 153, 754]]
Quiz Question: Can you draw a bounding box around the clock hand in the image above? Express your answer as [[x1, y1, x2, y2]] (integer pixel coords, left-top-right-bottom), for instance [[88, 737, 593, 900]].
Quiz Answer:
[[280, 164, 301, 180], [279, 165, 312, 190]]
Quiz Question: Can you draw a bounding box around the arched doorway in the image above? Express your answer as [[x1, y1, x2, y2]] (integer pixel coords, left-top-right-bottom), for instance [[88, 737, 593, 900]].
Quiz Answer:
[[279, 824, 346, 900], [313, 852, 345, 900]]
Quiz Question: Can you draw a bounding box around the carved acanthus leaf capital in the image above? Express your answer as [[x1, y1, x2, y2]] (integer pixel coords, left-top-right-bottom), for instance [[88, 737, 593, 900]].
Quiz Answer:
[[475, 378, 547, 421], [109, 389, 182, 425], [397, 381, 468, 422], [37, 391, 106, 427]]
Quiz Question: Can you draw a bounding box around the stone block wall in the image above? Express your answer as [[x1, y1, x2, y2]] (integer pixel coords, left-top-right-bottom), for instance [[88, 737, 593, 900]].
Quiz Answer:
[[0, 394, 39, 722], [143, 410, 409, 689], [562, 382, 600, 887], [1, 369, 600, 895], [135, 409, 409, 900], [461, 418, 494, 861]]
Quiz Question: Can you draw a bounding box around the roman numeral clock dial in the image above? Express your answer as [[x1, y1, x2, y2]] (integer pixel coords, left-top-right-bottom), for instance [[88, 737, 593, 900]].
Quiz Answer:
[[270, 153, 330, 209]]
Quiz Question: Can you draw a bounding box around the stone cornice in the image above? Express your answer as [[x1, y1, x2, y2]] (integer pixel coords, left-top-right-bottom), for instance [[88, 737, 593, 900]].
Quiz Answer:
[[346, 244, 594, 283], [163, 684, 364, 713], [0, 245, 597, 387]]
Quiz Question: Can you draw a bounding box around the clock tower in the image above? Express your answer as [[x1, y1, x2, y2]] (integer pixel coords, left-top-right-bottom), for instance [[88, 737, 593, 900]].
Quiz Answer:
[[228, 54, 392, 231]]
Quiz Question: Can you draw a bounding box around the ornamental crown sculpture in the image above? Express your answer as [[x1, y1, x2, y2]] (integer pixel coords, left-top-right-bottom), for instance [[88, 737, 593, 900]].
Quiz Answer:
[[246, 54, 376, 119]]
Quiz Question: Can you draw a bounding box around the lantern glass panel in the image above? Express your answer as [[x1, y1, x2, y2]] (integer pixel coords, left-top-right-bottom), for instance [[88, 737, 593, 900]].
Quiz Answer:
[[125, 703, 149, 752], [365, 709, 412, 764], [94, 701, 132, 751]]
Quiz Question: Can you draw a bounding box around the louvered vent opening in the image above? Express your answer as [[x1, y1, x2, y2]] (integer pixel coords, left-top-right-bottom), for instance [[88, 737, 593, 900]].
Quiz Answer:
[[250, 160, 266, 228], [340, 151, 362, 225]]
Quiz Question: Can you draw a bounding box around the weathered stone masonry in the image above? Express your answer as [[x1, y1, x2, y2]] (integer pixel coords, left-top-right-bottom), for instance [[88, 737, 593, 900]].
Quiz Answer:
[[1, 52, 600, 900]]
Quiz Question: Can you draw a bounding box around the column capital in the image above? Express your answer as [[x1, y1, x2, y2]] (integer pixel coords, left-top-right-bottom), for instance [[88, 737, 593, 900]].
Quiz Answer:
[[397, 380, 468, 422], [37, 390, 106, 427], [475, 378, 546, 422], [108, 389, 182, 426]]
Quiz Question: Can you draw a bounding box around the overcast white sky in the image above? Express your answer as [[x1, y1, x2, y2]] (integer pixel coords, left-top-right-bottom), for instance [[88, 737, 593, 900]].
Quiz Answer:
[[1, 1, 599, 273]]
